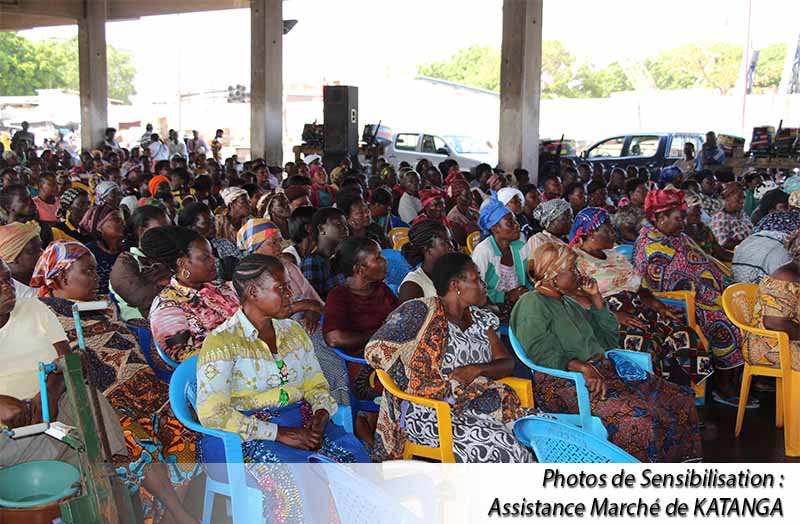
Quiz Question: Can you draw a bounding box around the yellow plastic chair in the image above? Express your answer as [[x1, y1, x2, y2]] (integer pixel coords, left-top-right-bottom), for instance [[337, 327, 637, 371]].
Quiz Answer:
[[388, 227, 409, 246], [722, 283, 800, 457], [375, 369, 533, 463], [652, 290, 709, 402], [465, 231, 481, 255]]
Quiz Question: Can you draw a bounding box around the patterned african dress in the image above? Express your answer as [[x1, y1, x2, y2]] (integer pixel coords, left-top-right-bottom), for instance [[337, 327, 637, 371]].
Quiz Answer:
[[510, 291, 702, 463], [40, 297, 199, 524], [149, 277, 239, 363], [634, 223, 743, 370], [709, 209, 753, 248], [196, 310, 370, 523], [754, 210, 800, 234], [576, 249, 712, 385], [365, 298, 534, 463], [685, 222, 720, 258], [748, 276, 800, 372]]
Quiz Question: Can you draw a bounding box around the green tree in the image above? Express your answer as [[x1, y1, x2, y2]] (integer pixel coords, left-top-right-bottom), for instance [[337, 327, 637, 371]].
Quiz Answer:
[[418, 45, 501, 92], [0, 33, 136, 103], [753, 43, 787, 91], [572, 62, 633, 98], [646, 43, 742, 94]]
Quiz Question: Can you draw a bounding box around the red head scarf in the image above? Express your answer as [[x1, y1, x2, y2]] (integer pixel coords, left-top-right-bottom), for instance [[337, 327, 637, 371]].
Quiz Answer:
[[644, 189, 687, 223]]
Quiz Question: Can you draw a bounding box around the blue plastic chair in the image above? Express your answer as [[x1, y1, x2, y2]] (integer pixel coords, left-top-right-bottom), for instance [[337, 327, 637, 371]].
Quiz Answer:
[[124, 323, 173, 382], [508, 327, 653, 440], [170, 356, 264, 524], [381, 249, 412, 295], [514, 415, 639, 463], [613, 243, 634, 262], [329, 347, 381, 430]]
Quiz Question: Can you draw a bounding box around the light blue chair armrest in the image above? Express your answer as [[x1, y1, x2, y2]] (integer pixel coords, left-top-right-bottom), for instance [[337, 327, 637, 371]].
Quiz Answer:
[[604, 349, 653, 373], [508, 328, 606, 440], [153, 337, 180, 370]]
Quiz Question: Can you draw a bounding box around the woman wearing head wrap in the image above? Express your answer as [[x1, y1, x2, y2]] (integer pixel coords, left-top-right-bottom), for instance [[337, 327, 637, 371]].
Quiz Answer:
[[634, 189, 750, 406], [79, 204, 126, 294], [33, 240, 202, 523], [411, 187, 449, 227], [260, 191, 291, 240], [446, 181, 479, 247], [214, 185, 252, 243], [471, 195, 530, 317], [709, 182, 753, 252], [398, 219, 454, 302], [0, 221, 43, 298], [237, 218, 323, 334], [570, 208, 712, 386], [51, 187, 92, 244], [144, 225, 239, 363], [525, 198, 573, 254], [510, 242, 702, 463], [684, 191, 731, 261]]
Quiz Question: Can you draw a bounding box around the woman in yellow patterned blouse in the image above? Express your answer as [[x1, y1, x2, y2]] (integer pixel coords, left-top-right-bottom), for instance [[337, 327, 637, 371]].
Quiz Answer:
[[749, 229, 800, 373], [195, 254, 369, 523]]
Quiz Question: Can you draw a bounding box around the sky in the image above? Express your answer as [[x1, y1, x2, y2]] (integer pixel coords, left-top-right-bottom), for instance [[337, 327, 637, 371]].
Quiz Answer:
[[16, 0, 800, 105]]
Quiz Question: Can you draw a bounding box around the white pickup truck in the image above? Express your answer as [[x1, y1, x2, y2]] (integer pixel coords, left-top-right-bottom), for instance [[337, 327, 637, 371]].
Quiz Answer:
[[384, 132, 497, 171]]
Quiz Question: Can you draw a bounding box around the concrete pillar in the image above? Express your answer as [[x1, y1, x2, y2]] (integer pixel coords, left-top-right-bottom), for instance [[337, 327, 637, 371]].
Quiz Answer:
[[78, 0, 108, 151], [250, 0, 283, 164], [498, 0, 543, 182]]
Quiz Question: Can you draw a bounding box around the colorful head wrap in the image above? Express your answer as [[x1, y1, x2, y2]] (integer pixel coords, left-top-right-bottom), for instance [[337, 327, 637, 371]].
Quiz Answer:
[[533, 198, 572, 229], [261, 191, 287, 220], [659, 166, 683, 187], [378, 165, 395, 184], [419, 188, 446, 208], [79, 204, 118, 237], [644, 189, 687, 222], [330, 166, 346, 187], [497, 187, 524, 207], [790, 191, 800, 209], [58, 187, 87, 219], [783, 175, 800, 194], [236, 218, 280, 255], [477, 194, 511, 236], [29, 241, 91, 296], [568, 207, 610, 247], [0, 221, 41, 263], [445, 166, 465, 186], [148, 175, 170, 197], [527, 242, 577, 289], [220, 186, 248, 207], [95, 181, 120, 203], [309, 164, 325, 181]]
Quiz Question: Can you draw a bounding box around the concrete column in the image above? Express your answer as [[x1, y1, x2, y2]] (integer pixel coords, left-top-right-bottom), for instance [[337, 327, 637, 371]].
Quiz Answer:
[[78, 0, 108, 151], [250, 0, 283, 164], [498, 0, 543, 182]]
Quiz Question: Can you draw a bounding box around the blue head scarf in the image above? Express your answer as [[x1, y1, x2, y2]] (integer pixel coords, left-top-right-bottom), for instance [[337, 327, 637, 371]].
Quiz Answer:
[[478, 193, 511, 237], [658, 166, 683, 187], [568, 207, 610, 247]]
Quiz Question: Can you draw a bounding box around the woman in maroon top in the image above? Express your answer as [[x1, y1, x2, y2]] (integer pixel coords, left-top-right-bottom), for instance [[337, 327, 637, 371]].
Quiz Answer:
[[323, 236, 399, 444]]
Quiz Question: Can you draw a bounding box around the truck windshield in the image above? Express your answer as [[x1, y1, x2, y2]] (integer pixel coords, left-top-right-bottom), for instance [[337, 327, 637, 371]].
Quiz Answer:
[[444, 135, 491, 154]]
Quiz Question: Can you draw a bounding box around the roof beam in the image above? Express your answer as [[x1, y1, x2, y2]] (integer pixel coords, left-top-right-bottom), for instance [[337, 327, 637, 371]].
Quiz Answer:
[[108, 0, 249, 20], [0, 0, 82, 19], [0, 12, 76, 31]]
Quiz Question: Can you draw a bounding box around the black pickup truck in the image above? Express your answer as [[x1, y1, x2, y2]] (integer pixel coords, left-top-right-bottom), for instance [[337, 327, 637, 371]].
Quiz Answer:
[[580, 132, 705, 171]]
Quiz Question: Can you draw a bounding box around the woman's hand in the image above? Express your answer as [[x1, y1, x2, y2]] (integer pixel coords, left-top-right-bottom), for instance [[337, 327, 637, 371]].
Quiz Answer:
[[0, 395, 30, 429], [291, 300, 324, 316], [276, 426, 324, 451], [448, 364, 481, 385], [299, 310, 321, 334], [579, 276, 600, 297], [310, 409, 330, 444], [650, 299, 679, 321], [614, 311, 648, 331], [579, 362, 607, 400]]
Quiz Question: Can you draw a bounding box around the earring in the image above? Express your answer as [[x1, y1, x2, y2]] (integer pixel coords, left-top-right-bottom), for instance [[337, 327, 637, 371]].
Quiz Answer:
[[180, 268, 191, 280], [457, 289, 461, 296]]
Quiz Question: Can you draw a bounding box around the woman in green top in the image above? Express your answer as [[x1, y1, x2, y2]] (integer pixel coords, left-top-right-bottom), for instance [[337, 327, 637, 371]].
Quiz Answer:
[[510, 242, 702, 462]]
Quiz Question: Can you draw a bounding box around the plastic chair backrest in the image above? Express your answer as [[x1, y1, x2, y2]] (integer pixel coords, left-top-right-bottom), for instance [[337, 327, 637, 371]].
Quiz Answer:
[[508, 327, 599, 437], [393, 235, 409, 250], [388, 227, 409, 245], [613, 243, 633, 262], [514, 416, 639, 463], [153, 337, 179, 370], [381, 249, 412, 292], [466, 231, 480, 254], [722, 283, 758, 328], [311, 463, 423, 524], [125, 323, 173, 382]]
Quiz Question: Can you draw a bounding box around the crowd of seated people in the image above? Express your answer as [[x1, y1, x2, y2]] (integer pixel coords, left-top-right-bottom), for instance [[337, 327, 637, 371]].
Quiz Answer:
[[4, 126, 800, 521]]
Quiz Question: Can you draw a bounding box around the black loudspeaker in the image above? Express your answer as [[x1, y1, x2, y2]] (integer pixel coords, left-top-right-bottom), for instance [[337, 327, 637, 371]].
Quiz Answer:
[[323, 85, 358, 157]]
